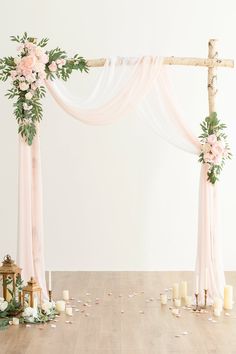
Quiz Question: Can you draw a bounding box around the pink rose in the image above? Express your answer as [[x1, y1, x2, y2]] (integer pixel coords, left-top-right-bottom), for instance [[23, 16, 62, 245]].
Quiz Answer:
[[10, 70, 17, 79], [211, 142, 224, 156], [30, 83, 37, 91], [33, 61, 45, 73], [39, 53, 49, 64], [207, 134, 217, 145], [202, 143, 211, 153], [48, 61, 57, 72], [18, 55, 36, 76], [204, 152, 214, 163], [39, 71, 46, 80], [19, 82, 29, 91]]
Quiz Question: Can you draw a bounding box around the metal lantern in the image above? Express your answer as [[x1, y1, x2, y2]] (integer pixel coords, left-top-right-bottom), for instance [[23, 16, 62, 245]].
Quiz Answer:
[[22, 277, 42, 308], [0, 254, 22, 301]]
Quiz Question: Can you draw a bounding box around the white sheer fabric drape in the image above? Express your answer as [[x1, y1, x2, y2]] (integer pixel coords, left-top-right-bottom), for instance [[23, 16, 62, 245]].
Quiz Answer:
[[19, 56, 225, 301]]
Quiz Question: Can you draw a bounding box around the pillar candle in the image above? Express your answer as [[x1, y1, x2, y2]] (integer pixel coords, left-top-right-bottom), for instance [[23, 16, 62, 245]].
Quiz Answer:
[[62, 290, 70, 301], [65, 307, 73, 316], [213, 297, 223, 311], [224, 285, 233, 310], [213, 308, 221, 317], [33, 295, 38, 311], [56, 300, 66, 312], [185, 296, 192, 307], [12, 317, 19, 325], [160, 293, 167, 305], [174, 299, 181, 307], [172, 283, 179, 299], [180, 281, 188, 298]]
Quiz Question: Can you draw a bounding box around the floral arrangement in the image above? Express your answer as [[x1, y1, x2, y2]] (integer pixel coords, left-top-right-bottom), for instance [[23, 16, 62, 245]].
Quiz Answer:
[[0, 32, 89, 145], [21, 301, 57, 324], [199, 112, 231, 184]]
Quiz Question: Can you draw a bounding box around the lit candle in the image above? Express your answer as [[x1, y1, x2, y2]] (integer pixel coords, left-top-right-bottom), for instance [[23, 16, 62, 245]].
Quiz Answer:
[[180, 281, 188, 298], [33, 295, 38, 310], [195, 275, 199, 294], [48, 271, 52, 291], [56, 300, 66, 312], [62, 290, 70, 301], [224, 285, 233, 310], [160, 293, 167, 305], [12, 317, 19, 325], [172, 283, 179, 299], [65, 307, 73, 316], [205, 268, 208, 290]]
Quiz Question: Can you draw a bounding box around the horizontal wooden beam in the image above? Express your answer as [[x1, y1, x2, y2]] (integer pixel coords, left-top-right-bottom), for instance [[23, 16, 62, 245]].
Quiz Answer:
[[86, 56, 234, 68]]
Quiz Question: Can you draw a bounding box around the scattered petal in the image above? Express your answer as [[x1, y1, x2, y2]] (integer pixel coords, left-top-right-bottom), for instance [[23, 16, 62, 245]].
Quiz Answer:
[[51, 324, 56, 328], [26, 324, 31, 328], [86, 293, 91, 296], [139, 310, 144, 314], [182, 331, 188, 335], [208, 317, 213, 321], [75, 309, 80, 312], [225, 312, 230, 316], [121, 310, 124, 314], [70, 297, 75, 300], [212, 320, 217, 323]]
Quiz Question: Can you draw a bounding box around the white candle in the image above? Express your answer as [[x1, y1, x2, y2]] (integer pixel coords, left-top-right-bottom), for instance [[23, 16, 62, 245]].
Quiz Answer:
[[33, 295, 38, 310], [48, 271, 52, 291], [62, 290, 70, 301], [224, 285, 233, 310], [160, 293, 167, 305], [65, 307, 73, 316], [180, 281, 188, 298], [195, 275, 199, 294], [213, 297, 223, 311], [213, 308, 221, 317], [172, 283, 179, 299], [185, 295, 192, 307], [174, 299, 181, 307], [12, 317, 19, 325], [205, 268, 208, 289], [56, 300, 66, 312]]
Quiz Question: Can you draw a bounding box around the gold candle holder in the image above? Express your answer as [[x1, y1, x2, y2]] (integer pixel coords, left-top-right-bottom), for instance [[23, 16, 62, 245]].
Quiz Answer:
[[194, 293, 199, 311], [49, 290, 52, 302], [204, 289, 208, 308]]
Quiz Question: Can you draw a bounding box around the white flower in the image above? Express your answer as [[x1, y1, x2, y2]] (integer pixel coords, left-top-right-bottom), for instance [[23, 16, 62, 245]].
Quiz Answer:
[[0, 301, 8, 312], [42, 301, 53, 315], [19, 82, 29, 91], [0, 297, 5, 303], [14, 57, 21, 65], [23, 306, 38, 319], [25, 92, 33, 100]]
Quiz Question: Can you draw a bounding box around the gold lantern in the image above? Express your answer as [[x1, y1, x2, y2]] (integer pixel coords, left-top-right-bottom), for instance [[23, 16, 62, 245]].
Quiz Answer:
[[0, 255, 22, 301], [22, 277, 42, 308]]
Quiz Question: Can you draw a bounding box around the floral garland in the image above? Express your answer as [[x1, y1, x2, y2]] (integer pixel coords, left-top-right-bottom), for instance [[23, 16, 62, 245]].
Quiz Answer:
[[0, 33, 89, 145], [21, 301, 57, 324], [199, 112, 231, 184]]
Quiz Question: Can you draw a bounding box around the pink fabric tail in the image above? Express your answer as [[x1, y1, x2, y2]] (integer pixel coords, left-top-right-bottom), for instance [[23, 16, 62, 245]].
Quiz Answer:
[[195, 164, 225, 302], [17, 133, 48, 300]]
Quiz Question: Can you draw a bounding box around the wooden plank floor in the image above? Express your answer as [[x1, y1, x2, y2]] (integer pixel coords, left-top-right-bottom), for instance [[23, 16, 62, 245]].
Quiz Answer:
[[1, 271, 236, 354]]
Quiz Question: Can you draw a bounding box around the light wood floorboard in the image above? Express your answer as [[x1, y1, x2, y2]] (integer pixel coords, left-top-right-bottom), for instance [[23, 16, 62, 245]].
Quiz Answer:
[[1, 271, 236, 354]]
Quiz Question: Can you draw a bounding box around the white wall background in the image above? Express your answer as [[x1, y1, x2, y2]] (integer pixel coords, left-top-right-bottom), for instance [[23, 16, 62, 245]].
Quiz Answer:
[[0, 0, 236, 271]]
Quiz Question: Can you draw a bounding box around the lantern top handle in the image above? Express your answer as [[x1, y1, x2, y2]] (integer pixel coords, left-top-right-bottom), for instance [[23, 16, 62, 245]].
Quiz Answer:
[[3, 254, 13, 263]]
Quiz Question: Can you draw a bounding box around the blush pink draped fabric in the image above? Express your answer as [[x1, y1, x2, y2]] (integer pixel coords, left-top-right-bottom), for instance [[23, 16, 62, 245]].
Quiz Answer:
[[18, 56, 225, 301], [18, 132, 48, 299]]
